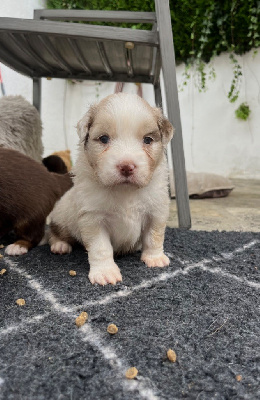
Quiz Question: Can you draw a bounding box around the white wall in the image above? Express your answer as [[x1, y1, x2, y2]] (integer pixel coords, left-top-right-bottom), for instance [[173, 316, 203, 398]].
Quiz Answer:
[[1, 0, 259, 178], [177, 51, 260, 179], [0, 0, 46, 101]]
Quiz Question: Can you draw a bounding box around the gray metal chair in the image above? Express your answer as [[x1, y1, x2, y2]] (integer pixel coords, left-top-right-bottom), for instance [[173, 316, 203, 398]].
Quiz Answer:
[[0, 0, 191, 229]]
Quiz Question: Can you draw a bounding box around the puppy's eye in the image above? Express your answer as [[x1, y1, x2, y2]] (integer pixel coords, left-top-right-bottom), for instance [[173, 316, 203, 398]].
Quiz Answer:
[[143, 136, 153, 145], [99, 135, 110, 144]]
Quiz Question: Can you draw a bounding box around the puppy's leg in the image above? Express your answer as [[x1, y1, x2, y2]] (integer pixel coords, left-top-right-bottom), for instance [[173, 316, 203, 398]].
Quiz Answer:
[[5, 220, 45, 256], [50, 238, 72, 254], [88, 237, 122, 285], [5, 240, 32, 256], [49, 223, 72, 254], [79, 217, 122, 286], [141, 220, 169, 268]]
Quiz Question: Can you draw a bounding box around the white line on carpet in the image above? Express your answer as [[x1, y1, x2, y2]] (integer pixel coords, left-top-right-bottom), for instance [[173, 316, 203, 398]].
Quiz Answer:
[[77, 239, 260, 310], [2, 257, 160, 400], [3, 239, 259, 315], [1, 238, 258, 399], [0, 313, 49, 337], [3, 258, 72, 314], [220, 239, 260, 258], [200, 265, 260, 289], [79, 324, 159, 400]]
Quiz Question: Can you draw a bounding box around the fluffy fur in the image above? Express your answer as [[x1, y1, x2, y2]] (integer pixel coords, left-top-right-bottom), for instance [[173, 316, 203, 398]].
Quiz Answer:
[[0, 95, 43, 162], [0, 148, 73, 255], [49, 93, 174, 285]]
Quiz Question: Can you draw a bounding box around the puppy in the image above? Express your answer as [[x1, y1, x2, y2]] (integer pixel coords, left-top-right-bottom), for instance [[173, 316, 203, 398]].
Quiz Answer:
[[0, 148, 73, 255], [49, 93, 174, 285], [0, 95, 43, 162], [42, 154, 68, 174], [52, 150, 72, 172], [43, 149, 72, 174]]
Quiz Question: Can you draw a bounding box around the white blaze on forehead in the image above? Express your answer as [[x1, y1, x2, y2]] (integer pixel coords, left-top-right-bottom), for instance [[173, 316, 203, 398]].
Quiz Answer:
[[102, 94, 156, 136]]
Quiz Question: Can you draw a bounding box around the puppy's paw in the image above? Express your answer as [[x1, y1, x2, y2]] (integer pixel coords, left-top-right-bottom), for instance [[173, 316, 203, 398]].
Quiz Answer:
[[89, 262, 122, 286], [51, 241, 72, 255], [5, 243, 28, 256], [141, 252, 170, 268]]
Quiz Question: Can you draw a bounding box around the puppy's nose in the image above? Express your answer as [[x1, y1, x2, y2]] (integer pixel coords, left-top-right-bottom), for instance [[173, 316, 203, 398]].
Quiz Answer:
[[117, 162, 136, 177]]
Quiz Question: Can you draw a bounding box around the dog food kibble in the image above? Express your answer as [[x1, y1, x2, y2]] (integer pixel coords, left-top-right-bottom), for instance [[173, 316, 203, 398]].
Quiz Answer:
[[0, 244, 4, 249], [69, 270, 77, 276], [236, 375, 242, 382], [107, 323, 118, 334], [75, 312, 88, 327], [0, 268, 6, 276], [16, 298, 26, 306], [0, 254, 3, 258], [167, 349, 177, 362], [125, 367, 138, 379]]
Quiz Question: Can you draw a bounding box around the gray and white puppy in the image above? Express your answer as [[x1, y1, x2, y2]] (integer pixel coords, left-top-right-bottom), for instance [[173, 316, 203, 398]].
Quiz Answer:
[[0, 95, 43, 162]]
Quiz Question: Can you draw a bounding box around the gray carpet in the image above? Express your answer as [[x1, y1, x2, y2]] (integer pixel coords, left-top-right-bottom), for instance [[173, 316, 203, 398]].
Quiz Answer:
[[0, 229, 259, 400]]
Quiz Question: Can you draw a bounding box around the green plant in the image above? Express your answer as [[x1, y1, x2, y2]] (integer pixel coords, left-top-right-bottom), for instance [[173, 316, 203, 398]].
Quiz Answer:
[[228, 53, 243, 103], [95, 81, 101, 99], [235, 102, 251, 120], [248, 0, 260, 51]]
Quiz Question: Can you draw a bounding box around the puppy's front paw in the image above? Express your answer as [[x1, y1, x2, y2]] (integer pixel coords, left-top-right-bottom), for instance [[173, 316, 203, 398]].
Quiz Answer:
[[51, 241, 72, 255], [5, 243, 28, 256], [141, 252, 170, 268], [89, 262, 122, 286]]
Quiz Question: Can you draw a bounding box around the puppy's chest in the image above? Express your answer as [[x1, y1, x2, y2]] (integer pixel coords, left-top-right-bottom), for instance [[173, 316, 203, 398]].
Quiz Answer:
[[105, 205, 146, 252]]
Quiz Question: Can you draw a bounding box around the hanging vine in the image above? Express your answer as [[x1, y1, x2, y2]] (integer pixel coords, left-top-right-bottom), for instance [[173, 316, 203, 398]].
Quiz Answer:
[[248, 0, 260, 51], [194, 2, 215, 92]]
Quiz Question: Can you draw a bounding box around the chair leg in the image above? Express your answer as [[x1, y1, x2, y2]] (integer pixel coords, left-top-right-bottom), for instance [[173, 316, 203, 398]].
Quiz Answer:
[[155, 0, 191, 229], [154, 82, 175, 199], [33, 77, 41, 114], [154, 83, 162, 109]]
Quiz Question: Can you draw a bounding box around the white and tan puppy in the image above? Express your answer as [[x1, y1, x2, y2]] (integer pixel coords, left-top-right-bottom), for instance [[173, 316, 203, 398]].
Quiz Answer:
[[49, 93, 174, 285]]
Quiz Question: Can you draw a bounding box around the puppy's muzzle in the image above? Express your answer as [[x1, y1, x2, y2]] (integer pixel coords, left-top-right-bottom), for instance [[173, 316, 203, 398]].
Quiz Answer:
[[117, 162, 136, 177]]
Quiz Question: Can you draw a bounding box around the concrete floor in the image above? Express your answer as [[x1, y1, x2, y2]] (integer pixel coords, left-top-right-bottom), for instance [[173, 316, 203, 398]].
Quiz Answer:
[[168, 179, 260, 232]]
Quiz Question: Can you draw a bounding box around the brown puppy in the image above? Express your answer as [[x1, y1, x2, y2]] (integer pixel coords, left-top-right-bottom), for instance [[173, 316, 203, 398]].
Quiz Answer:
[[0, 148, 73, 255]]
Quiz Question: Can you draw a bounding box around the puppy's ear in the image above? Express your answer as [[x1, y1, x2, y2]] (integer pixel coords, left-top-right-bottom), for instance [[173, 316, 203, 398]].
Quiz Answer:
[[154, 108, 174, 146], [77, 105, 97, 146]]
